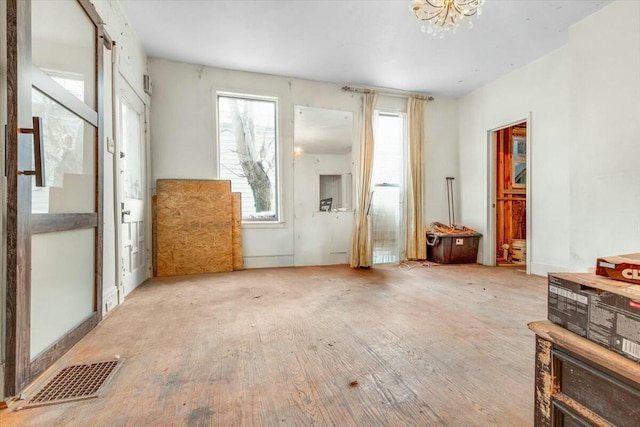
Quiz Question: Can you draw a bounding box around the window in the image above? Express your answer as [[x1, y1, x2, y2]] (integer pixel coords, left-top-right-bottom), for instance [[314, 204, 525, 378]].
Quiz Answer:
[[371, 112, 405, 264], [217, 94, 279, 221], [512, 136, 526, 188], [372, 113, 403, 187]]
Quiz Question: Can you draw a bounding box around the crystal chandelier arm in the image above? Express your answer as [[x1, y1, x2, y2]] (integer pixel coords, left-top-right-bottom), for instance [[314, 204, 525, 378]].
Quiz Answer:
[[412, 0, 484, 35], [456, 0, 481, 17], [419, 0, 443, 20]]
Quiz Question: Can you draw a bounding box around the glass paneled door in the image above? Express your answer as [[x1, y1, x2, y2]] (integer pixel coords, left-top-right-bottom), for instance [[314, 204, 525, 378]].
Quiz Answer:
[[5, 0, 109, 395]]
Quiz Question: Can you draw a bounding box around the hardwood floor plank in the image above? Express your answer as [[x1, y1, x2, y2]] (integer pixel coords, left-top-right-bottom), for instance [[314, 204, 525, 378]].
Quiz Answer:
[[0, 264, 547, 426]]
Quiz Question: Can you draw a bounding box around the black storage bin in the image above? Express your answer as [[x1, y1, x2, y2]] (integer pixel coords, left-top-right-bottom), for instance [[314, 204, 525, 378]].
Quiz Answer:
[[426, 232, 482, 264]]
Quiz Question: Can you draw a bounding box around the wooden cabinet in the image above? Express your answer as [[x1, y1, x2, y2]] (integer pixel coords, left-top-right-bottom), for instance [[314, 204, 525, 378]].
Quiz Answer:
[[529, 321, 640, 426]]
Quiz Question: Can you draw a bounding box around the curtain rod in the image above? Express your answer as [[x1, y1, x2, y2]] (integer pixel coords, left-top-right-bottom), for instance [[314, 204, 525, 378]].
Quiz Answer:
[[341, 85, 435, 101]]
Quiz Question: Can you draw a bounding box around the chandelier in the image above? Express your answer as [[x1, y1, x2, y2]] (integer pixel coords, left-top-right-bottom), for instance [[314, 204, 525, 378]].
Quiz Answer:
[[411, 0, 484, 37]]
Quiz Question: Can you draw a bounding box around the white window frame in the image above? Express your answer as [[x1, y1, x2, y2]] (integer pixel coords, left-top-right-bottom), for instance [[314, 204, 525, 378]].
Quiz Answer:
[[215, 91, 282, 225], [371, 109, 408, 262]]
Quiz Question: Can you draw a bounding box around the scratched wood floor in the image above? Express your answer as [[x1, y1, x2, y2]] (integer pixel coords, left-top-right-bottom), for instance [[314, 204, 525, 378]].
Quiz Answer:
[[1, 264, 547, 426]]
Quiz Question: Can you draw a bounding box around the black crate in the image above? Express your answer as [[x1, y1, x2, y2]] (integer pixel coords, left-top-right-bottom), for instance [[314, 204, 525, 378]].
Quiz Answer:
[[426, 232, 481, 264]]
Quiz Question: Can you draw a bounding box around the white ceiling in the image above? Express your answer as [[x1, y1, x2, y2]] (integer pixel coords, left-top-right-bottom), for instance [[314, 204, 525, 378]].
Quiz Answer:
[[121, 0, 611, 97]]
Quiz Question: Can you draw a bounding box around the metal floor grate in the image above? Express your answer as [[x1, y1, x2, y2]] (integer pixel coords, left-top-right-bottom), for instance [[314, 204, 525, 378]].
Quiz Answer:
[[26, 360, 121, 408]]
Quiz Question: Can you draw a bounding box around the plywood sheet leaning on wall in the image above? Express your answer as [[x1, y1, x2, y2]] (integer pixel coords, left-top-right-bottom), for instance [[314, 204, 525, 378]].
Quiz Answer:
[[231, 192, 244, 270], [152, 195, 157, 277], [154, 180, 243, 276]]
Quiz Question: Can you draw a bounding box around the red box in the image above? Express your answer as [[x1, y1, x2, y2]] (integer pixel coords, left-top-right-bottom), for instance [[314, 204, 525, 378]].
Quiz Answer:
[[595, 253, 640, 285]]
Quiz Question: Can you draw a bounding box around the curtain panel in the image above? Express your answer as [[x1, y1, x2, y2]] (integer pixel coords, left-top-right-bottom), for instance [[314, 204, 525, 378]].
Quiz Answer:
[[406, 97, 426, 260], [350, 93, 378, 268]]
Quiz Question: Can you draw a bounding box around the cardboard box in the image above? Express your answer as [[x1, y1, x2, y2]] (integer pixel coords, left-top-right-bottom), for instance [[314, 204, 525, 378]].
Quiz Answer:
[[548, 272, 640, 363], [548, 275, 590, 337], [595, 253, 640, 285]]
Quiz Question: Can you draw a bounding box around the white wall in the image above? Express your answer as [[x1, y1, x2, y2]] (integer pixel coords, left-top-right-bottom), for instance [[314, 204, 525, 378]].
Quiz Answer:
[[92, 0, 147, 98], [424, 97, 460, 227], [294, 153, 354, 266], [568, 2, 640, 271], [91, 0, 148, 312], [458, 0, 640, 275], [149, 59, 460, 268]]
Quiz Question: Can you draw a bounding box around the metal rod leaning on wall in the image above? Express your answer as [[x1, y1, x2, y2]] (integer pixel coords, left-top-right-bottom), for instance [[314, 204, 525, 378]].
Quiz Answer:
[[446, 176, 455, 227]]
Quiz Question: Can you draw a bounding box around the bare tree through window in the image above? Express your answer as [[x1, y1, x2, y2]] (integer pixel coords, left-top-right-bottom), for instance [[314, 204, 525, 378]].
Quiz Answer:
[[218, 95, 278, 221]]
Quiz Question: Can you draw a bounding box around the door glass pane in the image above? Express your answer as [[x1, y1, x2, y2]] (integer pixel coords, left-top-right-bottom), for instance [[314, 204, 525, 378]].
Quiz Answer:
[[32, 88, 96, 214], [121, 98, 143, 199], [30, 229, 95, 359], [32, 0, 96, 109]]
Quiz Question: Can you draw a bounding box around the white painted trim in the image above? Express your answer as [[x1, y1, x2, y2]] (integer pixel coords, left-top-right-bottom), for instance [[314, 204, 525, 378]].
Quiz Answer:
[[144, 100, 153, 281], [118, 68, 146, 106], [123, 279, 145, 297], [102, 285, 119, 316], [485, 128, 497, 267], [109, 46, 123, 307], [241, 221, 286, 229], [212, 89, 284, 225], [485, 113, 532, 274], [115, 70, 150, 297], [530, 262, 571, 277], [525, 112, 532, 275], [243, 255, 294, 269]]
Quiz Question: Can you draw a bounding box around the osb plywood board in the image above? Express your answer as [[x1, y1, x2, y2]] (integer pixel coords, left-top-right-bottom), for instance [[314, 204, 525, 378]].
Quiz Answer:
[[232, 192, 243, 270], [152, 195, 157, 277], [157, 179, 230, 195], [155, 180, 235, 277]]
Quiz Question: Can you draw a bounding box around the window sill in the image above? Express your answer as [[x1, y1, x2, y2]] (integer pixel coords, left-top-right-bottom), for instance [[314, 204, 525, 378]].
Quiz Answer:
[[241, 221, 286, 229]]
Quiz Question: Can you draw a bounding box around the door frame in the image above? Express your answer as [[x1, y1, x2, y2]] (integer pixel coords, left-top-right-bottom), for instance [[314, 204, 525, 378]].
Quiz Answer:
[[5, 0, 110, 395], [114, 72, 150, 298], [485, 113, 532, 273]]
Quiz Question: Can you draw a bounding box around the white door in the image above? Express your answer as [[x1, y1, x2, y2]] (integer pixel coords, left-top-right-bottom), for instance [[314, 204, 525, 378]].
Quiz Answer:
[[118, 80, 148, 294]]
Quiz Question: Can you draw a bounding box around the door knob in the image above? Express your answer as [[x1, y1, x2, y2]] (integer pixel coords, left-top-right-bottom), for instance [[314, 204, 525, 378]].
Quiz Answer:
[[122, 210, 131, 216]]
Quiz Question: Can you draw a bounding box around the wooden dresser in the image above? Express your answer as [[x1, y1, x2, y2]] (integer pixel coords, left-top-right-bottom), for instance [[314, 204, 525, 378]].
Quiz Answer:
[[529, 320, 640, 426]]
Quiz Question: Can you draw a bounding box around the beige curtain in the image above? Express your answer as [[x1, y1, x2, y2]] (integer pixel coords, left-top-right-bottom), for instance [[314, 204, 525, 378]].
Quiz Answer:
[[350, 92, 378, 268], [406, 97, 426, 260]]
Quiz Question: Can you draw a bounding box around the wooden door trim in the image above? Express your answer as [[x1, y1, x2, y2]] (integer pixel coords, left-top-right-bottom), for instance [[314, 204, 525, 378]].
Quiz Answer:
[[32, 67, 98, 126], [31, 213, 98, 234], [95, 13, 106, 330], [6, 0, 34, 396]]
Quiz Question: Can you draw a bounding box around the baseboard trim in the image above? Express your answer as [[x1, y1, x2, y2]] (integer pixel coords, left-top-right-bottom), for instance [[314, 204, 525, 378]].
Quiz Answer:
[[102, 285, 119, 316], [529, 262, 571, 277], [243, 255, 294, 269]]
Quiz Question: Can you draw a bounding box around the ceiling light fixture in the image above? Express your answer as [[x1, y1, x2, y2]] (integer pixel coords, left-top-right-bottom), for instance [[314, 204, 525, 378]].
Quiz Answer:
[[411, 0, 484, 37]]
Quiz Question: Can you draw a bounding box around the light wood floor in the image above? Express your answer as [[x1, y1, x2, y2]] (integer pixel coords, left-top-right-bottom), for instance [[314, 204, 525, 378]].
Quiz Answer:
[[1, 264, 547, 426]]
